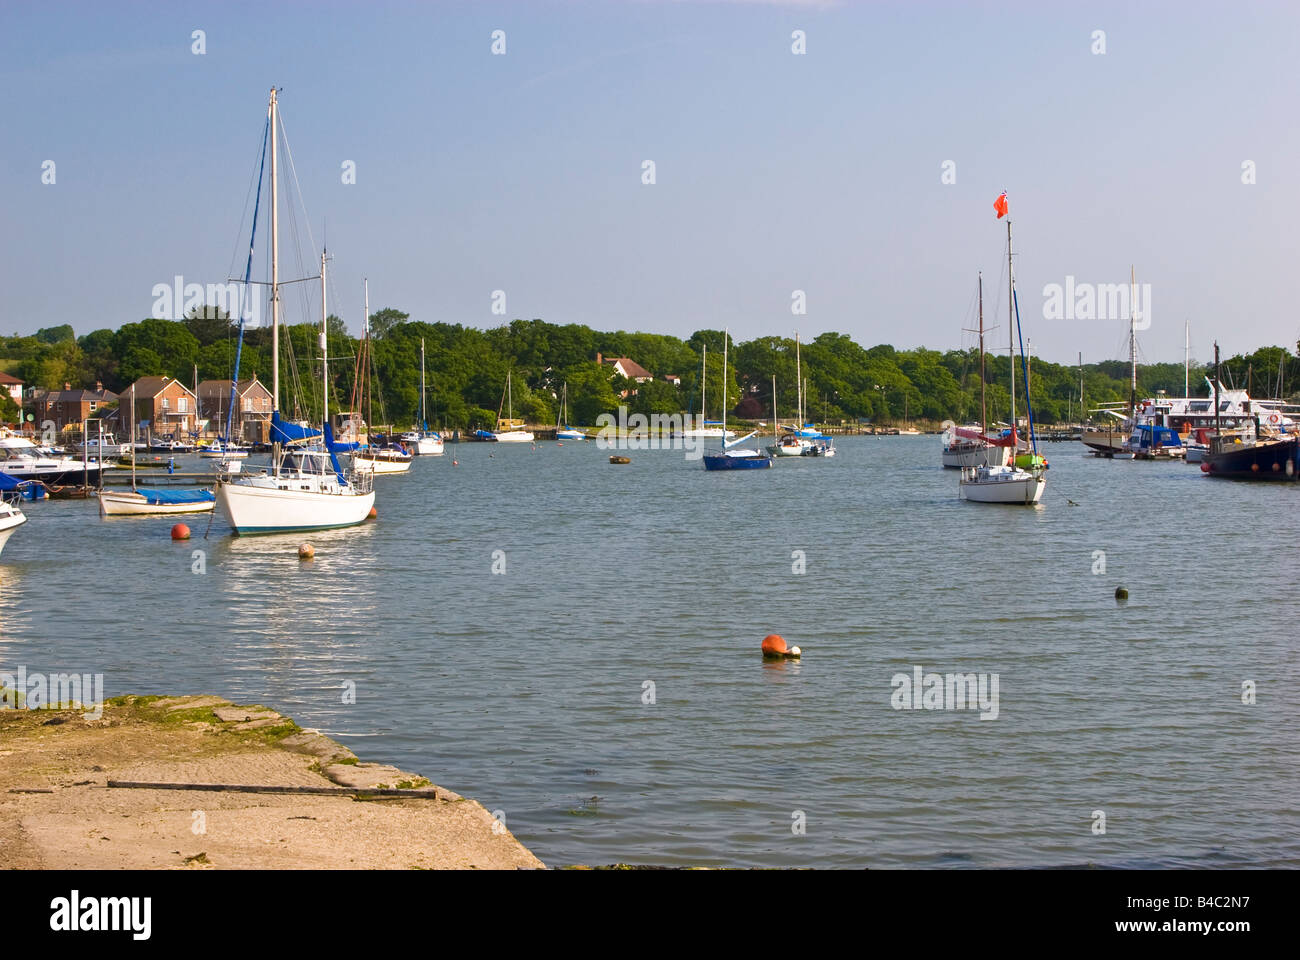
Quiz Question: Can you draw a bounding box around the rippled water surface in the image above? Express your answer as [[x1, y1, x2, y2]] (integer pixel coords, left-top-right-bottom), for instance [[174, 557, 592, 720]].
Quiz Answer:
[[3, 436, 1297, 867]]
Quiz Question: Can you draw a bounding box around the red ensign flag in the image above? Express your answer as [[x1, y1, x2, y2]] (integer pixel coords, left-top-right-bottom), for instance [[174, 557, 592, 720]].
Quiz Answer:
[[994, 192, 1008, 218]]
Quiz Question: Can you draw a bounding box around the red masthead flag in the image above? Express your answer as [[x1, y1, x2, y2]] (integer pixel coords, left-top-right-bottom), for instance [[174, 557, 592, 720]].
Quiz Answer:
[[994, 192, 1008, 219]]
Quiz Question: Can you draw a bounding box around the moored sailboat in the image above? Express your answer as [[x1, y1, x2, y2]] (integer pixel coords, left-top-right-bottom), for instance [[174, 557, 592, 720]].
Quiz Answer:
[[703, 330, 771, 471], [215, 90, 375, 535], [959, 194, 1045, 505]]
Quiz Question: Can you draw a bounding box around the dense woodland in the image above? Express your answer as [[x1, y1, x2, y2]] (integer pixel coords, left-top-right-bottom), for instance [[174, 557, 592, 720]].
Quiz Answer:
[[3, 314, 1298, 431]]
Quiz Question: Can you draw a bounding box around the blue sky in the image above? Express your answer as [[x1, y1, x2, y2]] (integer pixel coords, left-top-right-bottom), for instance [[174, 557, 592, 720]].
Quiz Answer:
[[2, 0, 1297, 366]]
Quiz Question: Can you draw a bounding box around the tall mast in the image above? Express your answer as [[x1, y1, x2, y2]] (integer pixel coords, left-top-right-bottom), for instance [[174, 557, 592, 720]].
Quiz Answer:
[[701, 344, 707, 426], [420, 338, 427, 429], [772, 374, 778, 435], [721, 329, 729, 439], [1128, 264, 1137, 419], [1079, 351, 1083, 412], [1007, 218, 1016, 439], [363, 279, 370, 430], [270, 88, 279, 414], [978, 273, 986, 438], [320, 248, 329, 429], [795, 332, 802, 426], [1214, 342, 1221, 442], [1184, 320, 1190, 398]]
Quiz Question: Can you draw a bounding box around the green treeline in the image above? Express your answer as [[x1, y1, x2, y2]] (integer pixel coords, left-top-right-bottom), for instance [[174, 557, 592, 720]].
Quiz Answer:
[[4, 315, 1298, 429]]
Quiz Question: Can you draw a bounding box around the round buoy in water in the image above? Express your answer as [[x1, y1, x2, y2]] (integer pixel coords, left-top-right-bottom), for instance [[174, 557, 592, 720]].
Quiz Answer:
[[1201, 463, 1211, 473], [171, 523, 190, 541], [1115, 586, 1129, 601], [761, 634, 801, 659], [298, 543, 315, 560], [367, 506, 377, 519], [1251, 463, 1260, 472], [452, 459, 459, 466]]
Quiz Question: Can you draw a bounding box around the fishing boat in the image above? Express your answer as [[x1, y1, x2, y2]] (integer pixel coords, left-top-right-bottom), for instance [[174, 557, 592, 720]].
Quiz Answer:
[[943, 275, 1013, 469], [401, 339, 445, 454], [492, 370, 534, 442], [555, 383, 588, 441], [703, 330, 771, 471], [959, 194, 1045, 505], [215, 90, 375, 535], [0, 499, 26, 558]]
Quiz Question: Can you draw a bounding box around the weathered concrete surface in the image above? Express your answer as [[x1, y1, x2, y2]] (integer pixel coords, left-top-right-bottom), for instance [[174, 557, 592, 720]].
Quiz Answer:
[[0, 695, 542, 870]]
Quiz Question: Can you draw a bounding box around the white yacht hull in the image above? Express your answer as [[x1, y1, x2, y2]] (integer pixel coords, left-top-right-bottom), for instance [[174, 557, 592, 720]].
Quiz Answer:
[[412, 437, 444, 455], [494, 431, 534, 443], [0, 504, 27, 558], [959, 466, 1045, 504], [216, 478, 375, 534], [353, 455, 413, 474]]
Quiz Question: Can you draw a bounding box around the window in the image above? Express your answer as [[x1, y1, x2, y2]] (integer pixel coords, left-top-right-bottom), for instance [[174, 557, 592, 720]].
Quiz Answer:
[[243, 398, 253, 412], [178, 397, 188, 413], [162, 398, 169, 411]]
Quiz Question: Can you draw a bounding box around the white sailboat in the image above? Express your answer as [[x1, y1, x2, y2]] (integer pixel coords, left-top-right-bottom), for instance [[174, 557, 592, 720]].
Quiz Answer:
[[675, 344, 735, 439], [960, 195, 1045, 505], [702, 329, 771, 471], [401, 338, 445, 455], [216, 90, 375, 535], [555, 383, 588, 440], [351, 281, 413, 475], [492, 370, 534, 442]]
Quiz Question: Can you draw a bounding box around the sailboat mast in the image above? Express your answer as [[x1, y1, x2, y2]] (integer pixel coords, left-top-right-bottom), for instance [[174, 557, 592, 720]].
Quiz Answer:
[[420, 338, 427, 429], [270, 88, 279, 414], [1184, 320, 1190, 398], [1129, 265, 1137, 418], [772, 374, 778, 435], [320, 249, 329, 430], [701, 344, 707, 428], [795, 332, 802, 426], [978, 272, 986, 438], [363, 279, 371, 431], [1007, 218, 1016, 439], [721, 330, 729, 438]]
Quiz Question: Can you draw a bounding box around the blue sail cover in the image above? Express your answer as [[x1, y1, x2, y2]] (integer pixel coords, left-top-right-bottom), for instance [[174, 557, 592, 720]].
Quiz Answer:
[[270, 411, 323, 446], [136, 488, 216, 505], [323, 423, 348, 485]]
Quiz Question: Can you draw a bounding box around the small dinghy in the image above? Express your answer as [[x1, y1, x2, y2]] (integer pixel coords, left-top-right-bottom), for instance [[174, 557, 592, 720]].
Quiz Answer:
[[99, 488, 216, 517]]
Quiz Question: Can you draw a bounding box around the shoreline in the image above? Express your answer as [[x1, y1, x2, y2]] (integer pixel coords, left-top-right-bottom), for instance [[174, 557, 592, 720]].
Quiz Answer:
[[0, 694, 543, 870]]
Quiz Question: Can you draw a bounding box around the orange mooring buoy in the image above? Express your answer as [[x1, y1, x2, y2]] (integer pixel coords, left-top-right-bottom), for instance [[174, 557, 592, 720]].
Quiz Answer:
[[367, 506, 377, 519], [762, 634, 801, 659], [171, 523, 190, 541], [452, 459, 459, 466], [298, 543, 315, 560]]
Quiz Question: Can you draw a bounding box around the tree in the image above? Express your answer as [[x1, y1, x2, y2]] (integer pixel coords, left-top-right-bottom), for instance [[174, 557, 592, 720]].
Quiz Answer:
[[366, 307, 409, 340], [35, 324, 75, 344]]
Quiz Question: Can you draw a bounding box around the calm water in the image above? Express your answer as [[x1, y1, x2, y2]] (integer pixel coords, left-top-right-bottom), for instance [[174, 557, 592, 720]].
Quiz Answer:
[[2, 436, 1297, 868]]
